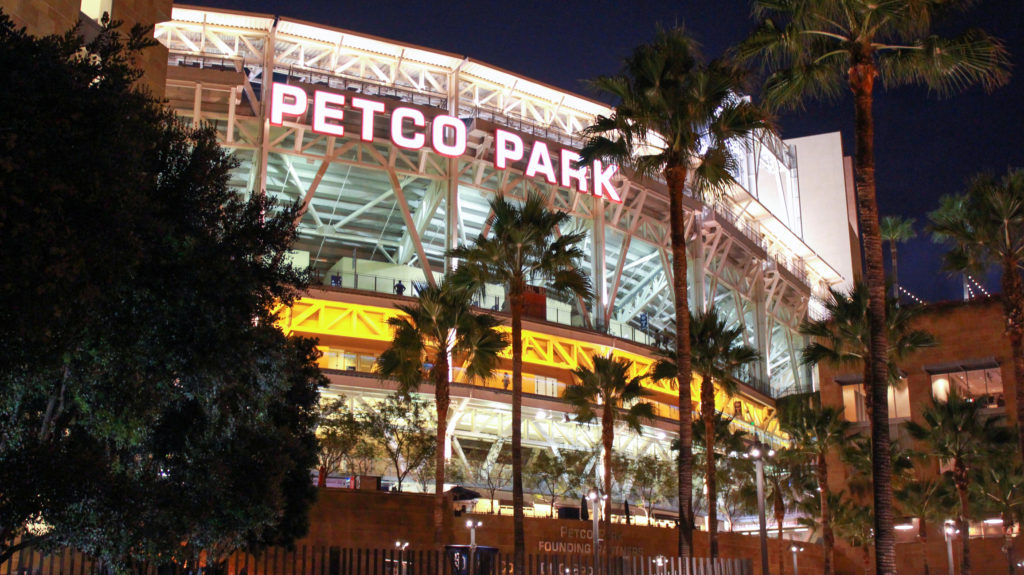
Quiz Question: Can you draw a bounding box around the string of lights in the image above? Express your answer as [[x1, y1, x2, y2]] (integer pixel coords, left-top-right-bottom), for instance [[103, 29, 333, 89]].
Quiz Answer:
[[898, 285, 926, 305], [966, 274, 991, 297]]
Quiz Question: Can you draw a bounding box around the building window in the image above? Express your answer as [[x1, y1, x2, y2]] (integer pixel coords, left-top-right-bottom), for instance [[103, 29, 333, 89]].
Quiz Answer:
[[839, 380, 911, 423], [81, 0, 113, 22], [927, 360, 1002, 407]]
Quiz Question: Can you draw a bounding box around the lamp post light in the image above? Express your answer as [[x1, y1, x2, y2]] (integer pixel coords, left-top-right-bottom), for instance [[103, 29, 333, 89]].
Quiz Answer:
[[394, 541, 409, 575], [744, 440, 774, 575], [587, 489, 606, 571], [466, 520, 482, 575], [944, 520, 958, 575], [789, 544, 804, 575]]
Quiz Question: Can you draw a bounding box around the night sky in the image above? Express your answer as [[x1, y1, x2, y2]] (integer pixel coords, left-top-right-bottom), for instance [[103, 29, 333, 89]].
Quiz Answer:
[[193, 0, 1024, 303]]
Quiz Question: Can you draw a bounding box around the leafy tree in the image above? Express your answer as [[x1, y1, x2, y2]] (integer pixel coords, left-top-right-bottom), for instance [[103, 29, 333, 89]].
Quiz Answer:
[[564, 355, 655, 563], [630, 454, 678, 521], [930, 168, 1024, 459], [740, 3, 1009, 571], [316, 397, 364, 487], [905, 390, 1014, 575], [0, 14, 323, 568], [973, 457, 1024, 575], [880, 216, 916, 303], [780, 394, 851, 575], [527, 450, 594, 518], [579, 26, 773, 558], [896, 479, 956, 575], [362, 395, 437, 493], [376, 278, 506, 545], [465, 443, 514, 514], [449, 192, 590, 568]]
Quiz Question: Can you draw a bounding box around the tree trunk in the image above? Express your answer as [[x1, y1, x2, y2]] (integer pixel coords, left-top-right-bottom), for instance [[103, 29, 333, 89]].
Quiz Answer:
[[1004, 515, 1015, 575], [920, 520, 931, 575], [850, 57, 896, 575], [955, 461, 972, 575], [775, 503, 786, 575], [702, 376, 718, 560], [510, 280, 526, 575], [433, 356, 451, 548], [317, 465, 327, 488], [603, 406, 615, 570], [818, 452, 834, 575], [665, 164, 694, 559], [891, 242, 900, 304], [1000, 257, 1024, 460]]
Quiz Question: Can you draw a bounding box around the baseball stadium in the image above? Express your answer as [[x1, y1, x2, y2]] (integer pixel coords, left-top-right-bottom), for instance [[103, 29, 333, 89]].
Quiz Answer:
[[152, 5, 856, 523]]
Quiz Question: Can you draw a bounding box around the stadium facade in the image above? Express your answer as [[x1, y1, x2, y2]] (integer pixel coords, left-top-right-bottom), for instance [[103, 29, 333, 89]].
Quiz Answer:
[[152, 5, 852, 518]]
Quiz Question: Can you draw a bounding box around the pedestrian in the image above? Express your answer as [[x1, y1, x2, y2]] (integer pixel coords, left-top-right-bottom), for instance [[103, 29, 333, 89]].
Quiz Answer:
[[394, 280, 406, 296]]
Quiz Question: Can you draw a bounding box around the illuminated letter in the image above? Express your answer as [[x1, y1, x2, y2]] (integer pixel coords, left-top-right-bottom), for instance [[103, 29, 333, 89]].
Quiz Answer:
[[592, 160, 621, 203], [270, 83, 308, 125], [431, 115, 467, 157], [391, 107, 426, 150], [312, 91, 346, 137], [350, 97, 385, 141], [494, 129, 523, 169], [560, 149, 588, 193], [525, 142, 557, 184]]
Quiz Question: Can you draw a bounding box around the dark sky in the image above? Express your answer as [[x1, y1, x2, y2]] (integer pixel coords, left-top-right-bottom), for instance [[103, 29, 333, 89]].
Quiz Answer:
[[192, 0, 1024, 303]]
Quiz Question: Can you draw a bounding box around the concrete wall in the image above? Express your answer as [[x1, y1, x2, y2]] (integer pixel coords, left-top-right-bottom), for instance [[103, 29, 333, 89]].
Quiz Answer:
[[787, 132, 856, 291], [301, 489, 825, 575]]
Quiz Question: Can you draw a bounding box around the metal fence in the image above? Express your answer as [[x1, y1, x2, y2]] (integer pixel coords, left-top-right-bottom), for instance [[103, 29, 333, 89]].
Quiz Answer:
[[0, 546, 751, 575]]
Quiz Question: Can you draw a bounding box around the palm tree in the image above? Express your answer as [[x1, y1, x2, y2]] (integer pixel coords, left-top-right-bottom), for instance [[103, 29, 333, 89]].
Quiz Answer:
[[449, 193, 590, 567], [800, 282, 935, 417], [880, 215, 916, 303], [930, 168, 1024, 460], [973, 457, 1024, 575], [564, 355, 655, 566], [740, 4, 1009, 571], [692, 412, 750, 535], [578, 27, 773, 558], [905, 390, 1014, 575], [832, 492, 875, 575], [690, 308, 758, 559], [896, 479, 955, 575], [780, 395, 852, 575], [376, 278, 508, 546]]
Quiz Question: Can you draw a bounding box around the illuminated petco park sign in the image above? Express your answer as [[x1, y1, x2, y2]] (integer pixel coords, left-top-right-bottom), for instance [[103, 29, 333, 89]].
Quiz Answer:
[[270, 83, 622, 203]]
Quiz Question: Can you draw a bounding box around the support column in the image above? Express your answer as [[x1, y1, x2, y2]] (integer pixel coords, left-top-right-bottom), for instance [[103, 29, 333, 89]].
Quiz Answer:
[[592, 198, 607, 331], [252, 20, 277, 199]]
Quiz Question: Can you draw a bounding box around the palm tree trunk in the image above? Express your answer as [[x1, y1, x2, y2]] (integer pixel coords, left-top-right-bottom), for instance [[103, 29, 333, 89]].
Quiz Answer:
[[1000, 257, 1024, 460], [666, 164, 694, 559], [1004, 516, 1015, 575], [602, 407, 615, 570], [818, 452, 834, 575], [510, 281, 526, 575], [433, 357, 450, 548], [891, 243, 900, 303], [701, 378, 718, 560], [851, 57, 897, 575], [955, 462, 972, 575], [774, 500, 785, 575], [920, 522, 930, 575]]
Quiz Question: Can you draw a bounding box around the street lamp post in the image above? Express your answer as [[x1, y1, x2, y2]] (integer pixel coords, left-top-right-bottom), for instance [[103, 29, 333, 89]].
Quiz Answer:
[[745, 440, 774, 575], [789, 544, 804, 575], [944, 521, 957, 575], [466, 520, 482, 575]]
